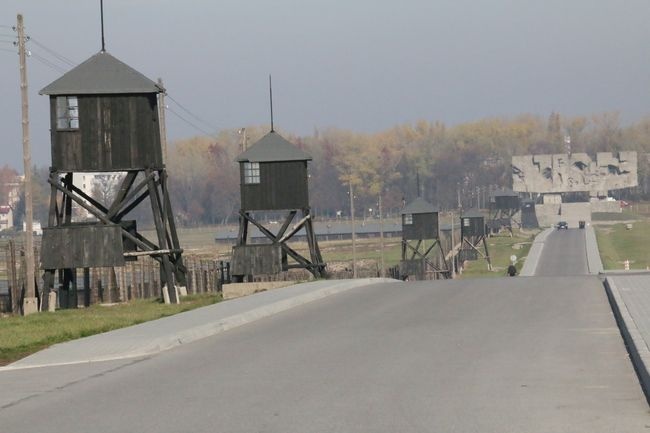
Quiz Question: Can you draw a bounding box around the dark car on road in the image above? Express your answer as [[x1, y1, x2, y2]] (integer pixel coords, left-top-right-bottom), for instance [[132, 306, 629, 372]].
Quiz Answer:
[[557, 221, 568, 229]]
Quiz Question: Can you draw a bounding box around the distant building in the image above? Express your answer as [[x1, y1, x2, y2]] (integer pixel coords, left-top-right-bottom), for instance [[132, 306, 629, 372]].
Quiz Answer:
[[1, 175, 23, 209], [0, 206, 13, 230], [23, 220, 42, 235], [71, 172, 123, 220]]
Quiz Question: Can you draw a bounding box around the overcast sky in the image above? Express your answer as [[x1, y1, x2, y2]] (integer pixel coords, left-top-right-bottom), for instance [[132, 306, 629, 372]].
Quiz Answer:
[[1, 0, 650, 170]]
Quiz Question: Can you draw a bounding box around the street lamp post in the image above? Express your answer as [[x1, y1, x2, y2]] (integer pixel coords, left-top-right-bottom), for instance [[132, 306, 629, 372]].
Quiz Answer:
[[450, 210, 456, 279], [378, 193, 385, 278], [349, 181, 357, 278]]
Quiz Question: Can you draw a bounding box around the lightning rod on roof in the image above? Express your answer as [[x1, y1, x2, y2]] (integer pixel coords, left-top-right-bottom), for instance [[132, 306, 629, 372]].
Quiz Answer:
[[269, 74, 274, 132], [100, 0, 106, 52]]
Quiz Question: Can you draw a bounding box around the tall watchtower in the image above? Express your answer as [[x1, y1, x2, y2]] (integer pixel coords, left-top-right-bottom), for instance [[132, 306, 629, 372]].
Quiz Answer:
[[488, 188, 520, 235], [459, 209, 491, 269], [231, 131, 326, 281], [399, 197, 450, 280], [39, 51, 186, 304]]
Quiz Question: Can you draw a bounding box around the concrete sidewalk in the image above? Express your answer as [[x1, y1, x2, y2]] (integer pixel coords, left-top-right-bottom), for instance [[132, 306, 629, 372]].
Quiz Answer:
[[605, 275, 650, 403], [4, 278, 397, 370]]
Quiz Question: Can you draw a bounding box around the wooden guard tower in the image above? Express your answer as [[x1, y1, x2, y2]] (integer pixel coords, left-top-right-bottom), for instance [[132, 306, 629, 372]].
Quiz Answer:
[[459, 209, 491, 269], [399, 197, 450, 280], [39, 51, 186, 304], [488, 188, 520, 235], [232, 131, 326, 281]]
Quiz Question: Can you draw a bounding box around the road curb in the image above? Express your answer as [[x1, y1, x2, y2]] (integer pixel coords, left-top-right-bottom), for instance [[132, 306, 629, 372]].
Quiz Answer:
[[604, 277, 650, 404], [585, 225, 604, 275], [520, 228, 553, 276]]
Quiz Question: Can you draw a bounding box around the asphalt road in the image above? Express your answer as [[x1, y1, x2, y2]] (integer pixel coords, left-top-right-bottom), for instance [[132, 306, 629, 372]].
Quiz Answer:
[[1, 274, 647, 432], [535, 228, 588, 276], [1, 229, 646, 431]]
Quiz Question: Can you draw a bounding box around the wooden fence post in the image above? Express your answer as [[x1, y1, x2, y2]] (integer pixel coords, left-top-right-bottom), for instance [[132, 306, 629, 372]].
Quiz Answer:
[[93, 268, 98, 304], [9, 241, 18, 313], [83, 268, 90, 307]]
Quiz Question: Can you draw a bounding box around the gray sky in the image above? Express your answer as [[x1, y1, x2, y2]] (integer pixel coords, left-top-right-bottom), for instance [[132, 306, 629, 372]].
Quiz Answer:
[[1, 0, 650, 170]]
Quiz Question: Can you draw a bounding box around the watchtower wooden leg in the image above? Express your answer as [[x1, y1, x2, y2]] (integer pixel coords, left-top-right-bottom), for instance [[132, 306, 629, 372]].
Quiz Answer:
[[147, 170, 178, 304]]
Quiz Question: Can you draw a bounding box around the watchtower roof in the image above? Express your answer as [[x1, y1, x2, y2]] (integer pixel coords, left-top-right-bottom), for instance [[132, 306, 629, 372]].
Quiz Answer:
[[40, 51, 162, 95], [236, 131, 312, 163], [401, 197, 439, 215], [461, 208, 484, 218]]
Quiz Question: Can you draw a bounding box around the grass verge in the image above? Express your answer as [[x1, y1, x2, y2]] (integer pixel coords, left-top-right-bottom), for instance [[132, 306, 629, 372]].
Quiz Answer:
[[0, 293, 221, 366], [595, 221, 650, 270], [459, 230, 537, 278]]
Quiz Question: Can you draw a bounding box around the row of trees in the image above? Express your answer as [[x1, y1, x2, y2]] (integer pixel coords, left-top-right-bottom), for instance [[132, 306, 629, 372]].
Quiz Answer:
[[165, 111, 650, 225], [5, 111, 650, 228]]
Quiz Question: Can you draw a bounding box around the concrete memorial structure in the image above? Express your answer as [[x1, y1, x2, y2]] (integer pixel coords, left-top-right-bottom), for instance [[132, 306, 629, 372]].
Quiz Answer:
[[512, 152, 637, 195], [512, 152, 637, 227]]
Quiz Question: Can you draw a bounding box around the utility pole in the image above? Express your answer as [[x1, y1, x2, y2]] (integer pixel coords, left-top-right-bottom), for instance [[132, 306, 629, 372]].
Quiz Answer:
[[157, 78, 168, 165], [378, 193, 385, 278], [450, 211, 456, 279], [17, 14, 37, 315], [349, 181, 357, 278], [238, 128, 248, 153]]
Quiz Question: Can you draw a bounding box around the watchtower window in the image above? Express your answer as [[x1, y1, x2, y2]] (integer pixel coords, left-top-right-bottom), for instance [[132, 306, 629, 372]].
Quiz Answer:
[[56, 96, 79, 130], [403, 214, 413, 225], [243, 162, 260, 184]]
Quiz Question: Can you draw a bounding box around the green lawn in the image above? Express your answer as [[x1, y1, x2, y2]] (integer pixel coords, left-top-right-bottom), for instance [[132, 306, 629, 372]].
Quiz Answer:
[[460, 230, 537, 278], [595, 222, 650, 270], [320, 238, 403, 266], [0, 293, 221, 366]]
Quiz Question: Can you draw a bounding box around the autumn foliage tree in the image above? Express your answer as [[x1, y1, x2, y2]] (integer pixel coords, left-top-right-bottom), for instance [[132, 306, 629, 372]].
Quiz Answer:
[[20, 110, 643, 227]]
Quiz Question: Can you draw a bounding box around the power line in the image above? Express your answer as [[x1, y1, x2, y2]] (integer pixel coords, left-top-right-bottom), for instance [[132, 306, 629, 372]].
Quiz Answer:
[[30, 52, 67, 74], [166, 94, 220, 133], [29, 47, 71, 72], [28, 37, 75, 66], [166, 106, 218, 138]]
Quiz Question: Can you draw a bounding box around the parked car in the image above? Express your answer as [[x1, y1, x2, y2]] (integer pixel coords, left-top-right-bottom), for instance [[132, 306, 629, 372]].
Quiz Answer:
[[557, 221, 568, 229], [578, 220, 585, 229]]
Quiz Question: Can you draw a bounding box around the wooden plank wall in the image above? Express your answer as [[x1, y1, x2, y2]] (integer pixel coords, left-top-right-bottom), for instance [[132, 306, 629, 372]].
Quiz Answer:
[[40, 225, 125, 269], [0, 247, 230, 313], [51, 94, 162, 171], [231, 244, 282, 276], [402, 213, 439, 241], [240, 161, 309, 211]]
